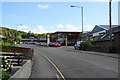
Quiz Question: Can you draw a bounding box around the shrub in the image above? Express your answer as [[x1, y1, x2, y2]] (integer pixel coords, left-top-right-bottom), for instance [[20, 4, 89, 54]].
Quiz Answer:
[[0, 69, 10, 80], [80, 40, 93, 50], [81, 41, 92, 47], [0, 56, 12, 80], [0, 56, 13, 72]]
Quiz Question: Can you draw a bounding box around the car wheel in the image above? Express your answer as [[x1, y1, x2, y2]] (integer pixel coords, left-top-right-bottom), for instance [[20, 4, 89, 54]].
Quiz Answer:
[[74, 47, 77, 50]]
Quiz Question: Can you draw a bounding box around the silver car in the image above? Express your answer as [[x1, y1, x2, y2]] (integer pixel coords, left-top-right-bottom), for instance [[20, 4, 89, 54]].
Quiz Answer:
[[74, 41, 83, 50]]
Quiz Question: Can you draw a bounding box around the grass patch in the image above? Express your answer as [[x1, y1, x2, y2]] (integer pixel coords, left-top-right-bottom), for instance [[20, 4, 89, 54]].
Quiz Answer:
[[0, 42, 19, 47]]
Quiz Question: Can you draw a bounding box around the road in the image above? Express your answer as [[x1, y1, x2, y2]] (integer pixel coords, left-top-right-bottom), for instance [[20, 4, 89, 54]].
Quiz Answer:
[[21, 44, 118, 79]]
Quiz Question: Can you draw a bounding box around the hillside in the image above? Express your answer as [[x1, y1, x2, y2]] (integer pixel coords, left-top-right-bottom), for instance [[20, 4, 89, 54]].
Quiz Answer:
[[0, 27, 47, 43]]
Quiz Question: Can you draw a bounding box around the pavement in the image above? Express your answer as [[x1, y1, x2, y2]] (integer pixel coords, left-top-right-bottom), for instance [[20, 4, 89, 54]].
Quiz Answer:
[[63, 46, 119, 59]]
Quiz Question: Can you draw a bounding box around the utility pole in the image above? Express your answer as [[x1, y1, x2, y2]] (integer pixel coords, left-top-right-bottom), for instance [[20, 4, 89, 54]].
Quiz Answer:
[[109, 0, 112, 52]]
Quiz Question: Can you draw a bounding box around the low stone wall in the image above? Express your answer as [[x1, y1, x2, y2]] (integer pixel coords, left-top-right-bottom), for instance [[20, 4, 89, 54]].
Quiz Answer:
[[85, 45, 109, 53], [82, 45, 116, 53], [23, 49, 34, 60], [9, 60, 33, 79]]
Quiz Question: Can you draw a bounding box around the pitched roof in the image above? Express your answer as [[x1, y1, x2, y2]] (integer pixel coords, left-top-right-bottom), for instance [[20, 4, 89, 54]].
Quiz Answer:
[[98, 25, 118, 30], [96, 26, 120, 41], [91, 25, 118, 33]]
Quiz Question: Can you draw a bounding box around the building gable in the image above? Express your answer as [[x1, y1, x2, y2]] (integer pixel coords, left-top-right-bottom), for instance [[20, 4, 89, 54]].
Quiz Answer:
[[91, 25, 118, 34], [91, 25, 105, 33]]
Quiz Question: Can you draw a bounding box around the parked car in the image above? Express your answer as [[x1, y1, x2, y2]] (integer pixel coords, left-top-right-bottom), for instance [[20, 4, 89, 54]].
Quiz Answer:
[[59, 41, 65, 46], [49, 42, 61, 47], [39, 42, 47, 46], [74, 41, 83, 50], [49, 42, 54, 47], [24, 41, 30, 44], [43, 42, 47, 46], [37, 42, 40, 45], [52, 42, 61, 47], [40, 42, 44, 46], [30, 42, 38, 44]]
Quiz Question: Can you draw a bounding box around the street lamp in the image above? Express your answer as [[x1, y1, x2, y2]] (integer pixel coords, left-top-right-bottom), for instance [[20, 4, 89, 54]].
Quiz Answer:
[[15, 24, 22, 44], [70, 5, 84, 33]]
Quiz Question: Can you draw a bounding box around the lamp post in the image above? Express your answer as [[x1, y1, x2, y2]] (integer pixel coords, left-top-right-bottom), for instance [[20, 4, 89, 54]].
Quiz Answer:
[[15, 24, 22, 44], [70, 5, 84, 33]]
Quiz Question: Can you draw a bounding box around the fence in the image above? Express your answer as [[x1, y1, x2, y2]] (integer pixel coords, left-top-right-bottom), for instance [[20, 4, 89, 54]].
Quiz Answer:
[[0, 45, 34, 66]]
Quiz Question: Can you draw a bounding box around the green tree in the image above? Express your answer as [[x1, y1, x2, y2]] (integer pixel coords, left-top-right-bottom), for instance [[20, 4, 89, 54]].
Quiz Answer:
[[16, 35, 22, 42]]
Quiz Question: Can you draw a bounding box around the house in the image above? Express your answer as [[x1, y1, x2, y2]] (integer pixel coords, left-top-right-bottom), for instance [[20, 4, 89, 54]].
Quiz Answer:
[[94, 25, 120, 53], [91, 25, 118, 41]]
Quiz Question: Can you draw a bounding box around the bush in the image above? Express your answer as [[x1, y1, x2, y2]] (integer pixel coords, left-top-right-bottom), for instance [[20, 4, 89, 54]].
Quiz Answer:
[[80, 40, 93, 50], [0, 56, 13, 72], [81, 41, 92, 47], [0, 69, 10, 80], [0, 56, 12, 80]]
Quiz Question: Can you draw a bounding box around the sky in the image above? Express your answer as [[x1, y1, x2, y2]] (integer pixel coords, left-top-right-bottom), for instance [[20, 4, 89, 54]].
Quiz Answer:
[[0, 0, 119, 34]]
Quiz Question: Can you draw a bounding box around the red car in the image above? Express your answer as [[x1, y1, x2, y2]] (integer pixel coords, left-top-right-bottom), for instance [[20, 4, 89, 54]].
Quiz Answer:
[[52, 42, 61, 47], [59, 42, 66, 46]]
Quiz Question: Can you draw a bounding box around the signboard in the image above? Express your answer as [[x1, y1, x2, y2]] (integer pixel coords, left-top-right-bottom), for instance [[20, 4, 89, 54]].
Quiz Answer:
[[47, 34, 50, 46], [29, 36, 35, 39], [47, 34, 50, 39]]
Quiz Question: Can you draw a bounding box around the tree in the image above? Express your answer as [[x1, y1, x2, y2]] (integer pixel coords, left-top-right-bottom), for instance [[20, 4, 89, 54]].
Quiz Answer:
[[16, 35, 22, 42]]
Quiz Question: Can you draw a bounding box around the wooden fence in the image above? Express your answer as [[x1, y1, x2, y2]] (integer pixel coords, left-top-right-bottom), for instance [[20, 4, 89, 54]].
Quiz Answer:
[[0, 45, 34, 66]]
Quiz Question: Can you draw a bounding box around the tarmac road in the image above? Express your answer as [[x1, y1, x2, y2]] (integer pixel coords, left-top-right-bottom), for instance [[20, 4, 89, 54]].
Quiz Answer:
[[21, 44, 118, 79]]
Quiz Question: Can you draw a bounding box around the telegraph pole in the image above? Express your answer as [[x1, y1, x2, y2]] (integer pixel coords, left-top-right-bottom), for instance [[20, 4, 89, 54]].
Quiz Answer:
[[109, 0, 112, 52]]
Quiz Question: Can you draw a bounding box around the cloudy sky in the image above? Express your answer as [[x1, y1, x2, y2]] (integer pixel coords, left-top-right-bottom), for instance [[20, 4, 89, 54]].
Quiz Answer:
[[1, 0, 119, 34]]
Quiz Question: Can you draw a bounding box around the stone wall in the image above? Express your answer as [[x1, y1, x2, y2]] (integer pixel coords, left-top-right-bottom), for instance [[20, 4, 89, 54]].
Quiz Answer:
[[9, 60, 33, 79], [94, 32, 120, 53], [114, 32, 120, 53]]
